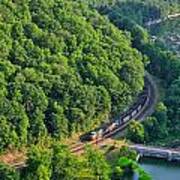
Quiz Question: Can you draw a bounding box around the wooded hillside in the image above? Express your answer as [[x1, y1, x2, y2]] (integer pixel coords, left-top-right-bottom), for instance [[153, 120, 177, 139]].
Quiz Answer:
[[0, 0, 144, 150]]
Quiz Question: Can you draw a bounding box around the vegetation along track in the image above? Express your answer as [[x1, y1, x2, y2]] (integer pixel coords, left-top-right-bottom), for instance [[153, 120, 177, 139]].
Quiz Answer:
[[71, 72, 158, 153], [13, 73, 157, 168]]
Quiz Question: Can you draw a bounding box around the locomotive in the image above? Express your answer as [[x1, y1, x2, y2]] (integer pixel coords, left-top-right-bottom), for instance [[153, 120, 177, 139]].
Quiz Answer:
[[80, 84, 149, 142], [80, 122, 119, 141]]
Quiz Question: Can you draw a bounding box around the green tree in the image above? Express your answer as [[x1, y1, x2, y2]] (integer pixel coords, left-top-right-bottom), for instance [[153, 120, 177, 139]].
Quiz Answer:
[[154, 102, 168, 137], [0, 0, 145, 150], [52, 145, 81, 180], [143, 102, 168, 142], [0, 116, 18, 150], [112, 156, 151, 180], [24, 145, 52, 180], [51, 144, 97, 180], [0, 163, 19, 180], [85, 146, 111, 180], [166, 78, 180, 131], [46, 102, 69, 139], [127, 120, 145, 143]]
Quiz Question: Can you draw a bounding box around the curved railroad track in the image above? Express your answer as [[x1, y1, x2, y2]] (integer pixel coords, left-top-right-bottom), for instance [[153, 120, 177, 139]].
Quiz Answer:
[[70, 72, 157, 153], [12, 73, 157, 168]]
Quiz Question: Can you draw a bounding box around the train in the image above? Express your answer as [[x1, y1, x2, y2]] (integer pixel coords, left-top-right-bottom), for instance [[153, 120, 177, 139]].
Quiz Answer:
[[80, 83, 149, 142]]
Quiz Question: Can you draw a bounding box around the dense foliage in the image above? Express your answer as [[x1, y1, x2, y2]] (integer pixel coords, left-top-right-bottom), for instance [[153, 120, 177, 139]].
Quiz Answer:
[[0, 0, 179, 178], [143, 103, 169, 142], [0, 0, 145, 151], [1, 144, 151, 180], [127, 120, 145, 143], [93, 0, 180, 26], [2, 1, 177, 179], [113, 157, 151, 180], [1, 145, 111, 180], [22, 145, 111, 180], [92, 0, 180, 145], [110, 146, 151, 179], [0, 163, 19, 180], [150, 18, 180, 56]]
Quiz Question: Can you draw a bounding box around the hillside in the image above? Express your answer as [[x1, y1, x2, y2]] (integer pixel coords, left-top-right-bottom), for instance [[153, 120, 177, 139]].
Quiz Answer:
[[92, 0, 180, 26], [92, 0, 180, 147], [150, 18, 180, 57], [0, 0, 144, 151]]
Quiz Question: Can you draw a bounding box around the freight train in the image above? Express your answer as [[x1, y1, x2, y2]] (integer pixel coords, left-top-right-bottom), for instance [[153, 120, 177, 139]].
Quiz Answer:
[[80, 83, 149, 141]]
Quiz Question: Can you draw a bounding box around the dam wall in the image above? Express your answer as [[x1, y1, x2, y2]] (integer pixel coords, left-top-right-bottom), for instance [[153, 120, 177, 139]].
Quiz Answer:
[[130, 145, 180, 162]]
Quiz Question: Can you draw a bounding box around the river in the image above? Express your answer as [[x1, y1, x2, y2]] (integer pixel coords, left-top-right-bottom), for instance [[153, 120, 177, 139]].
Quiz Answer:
[[139, 158, 180, 180]]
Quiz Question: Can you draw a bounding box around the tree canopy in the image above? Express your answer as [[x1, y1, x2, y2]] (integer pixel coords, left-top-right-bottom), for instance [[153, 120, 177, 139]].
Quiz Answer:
[[0, 0, 145, 150], [22, 144, 111, 180]]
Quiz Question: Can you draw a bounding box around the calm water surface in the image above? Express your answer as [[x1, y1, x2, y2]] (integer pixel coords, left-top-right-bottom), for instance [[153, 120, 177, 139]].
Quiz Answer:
[[140, 158, 180, 180]]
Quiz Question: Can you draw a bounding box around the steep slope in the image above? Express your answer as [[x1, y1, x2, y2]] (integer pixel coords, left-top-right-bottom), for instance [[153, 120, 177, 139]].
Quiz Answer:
[[89, 0, 180, 26], [0, 0, 144, 150]]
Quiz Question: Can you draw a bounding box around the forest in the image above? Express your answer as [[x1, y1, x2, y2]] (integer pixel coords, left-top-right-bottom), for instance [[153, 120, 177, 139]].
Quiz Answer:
[[96, 0, 180, 26], [0, 143, 151, 180], [0, 0, 145, 151], [0, 0, 180, 179], [94, 0, 180, 145]]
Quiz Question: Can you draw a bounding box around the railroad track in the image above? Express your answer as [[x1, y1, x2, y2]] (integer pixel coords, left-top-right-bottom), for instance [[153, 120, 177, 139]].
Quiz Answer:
[[70, 73, 157, 153], [12, 73, 157, 168]]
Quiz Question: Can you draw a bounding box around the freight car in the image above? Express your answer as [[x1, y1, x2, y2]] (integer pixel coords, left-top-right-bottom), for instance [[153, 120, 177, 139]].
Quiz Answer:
[[80, 84, 149, 142]]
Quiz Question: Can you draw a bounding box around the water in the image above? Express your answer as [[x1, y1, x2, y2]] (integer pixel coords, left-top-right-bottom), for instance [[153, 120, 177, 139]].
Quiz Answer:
[[140, 158, 180, 180]]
